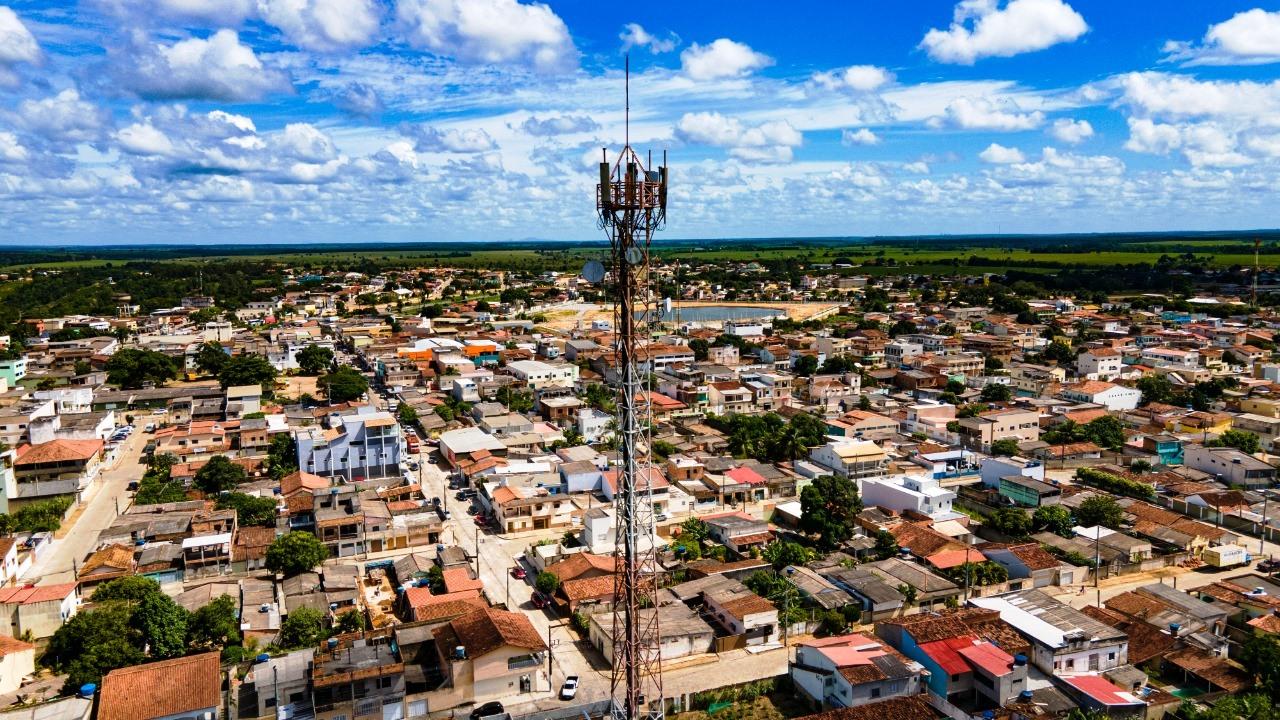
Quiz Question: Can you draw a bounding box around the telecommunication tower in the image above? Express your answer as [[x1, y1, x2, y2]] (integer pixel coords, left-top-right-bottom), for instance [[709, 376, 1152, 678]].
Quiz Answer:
[[594, 57, 668, 720]]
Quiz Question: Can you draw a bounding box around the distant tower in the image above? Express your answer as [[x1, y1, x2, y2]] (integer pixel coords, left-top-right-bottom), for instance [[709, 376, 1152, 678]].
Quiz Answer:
[[596, 57, 668, 720], [1254, 237, 1261, 308]]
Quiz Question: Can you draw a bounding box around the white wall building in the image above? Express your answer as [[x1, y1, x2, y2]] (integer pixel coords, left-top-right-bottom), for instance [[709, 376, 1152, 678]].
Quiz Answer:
[[861, 474, 960, 521], [506, 360, 579, 389]]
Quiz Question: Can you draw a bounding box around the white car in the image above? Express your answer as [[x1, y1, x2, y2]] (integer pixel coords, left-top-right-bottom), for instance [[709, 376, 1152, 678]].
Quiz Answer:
[[559, 676, 579, 700]]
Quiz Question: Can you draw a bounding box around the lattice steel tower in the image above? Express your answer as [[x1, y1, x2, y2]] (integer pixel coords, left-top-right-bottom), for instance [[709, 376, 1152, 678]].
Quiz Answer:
[[596, 58, 668, 720]]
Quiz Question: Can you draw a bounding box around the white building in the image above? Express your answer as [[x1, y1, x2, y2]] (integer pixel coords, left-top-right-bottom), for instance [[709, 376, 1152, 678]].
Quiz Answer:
[[577, 408, 613, 444], [1058, 381, 1141, 412], [809, 439, 889, 484], [980, 455, 1045, 489], [296, 408, 403, 483], [1076, 349, 1123, 381], [969, 589, 1128, 676], [861, 474, 960, 521], [506, 360, 579, 389]]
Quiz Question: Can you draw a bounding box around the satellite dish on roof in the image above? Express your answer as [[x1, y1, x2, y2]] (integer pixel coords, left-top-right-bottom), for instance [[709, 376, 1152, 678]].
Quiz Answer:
[[582, 260, 605, 284]]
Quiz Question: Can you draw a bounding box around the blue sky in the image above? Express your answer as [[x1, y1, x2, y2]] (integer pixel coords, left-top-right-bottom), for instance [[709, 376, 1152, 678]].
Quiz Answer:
[[2, 0, 1280, 245]]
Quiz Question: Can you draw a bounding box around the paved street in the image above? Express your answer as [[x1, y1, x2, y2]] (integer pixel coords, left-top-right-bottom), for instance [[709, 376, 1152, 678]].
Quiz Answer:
[[26, 419, 148, 584]]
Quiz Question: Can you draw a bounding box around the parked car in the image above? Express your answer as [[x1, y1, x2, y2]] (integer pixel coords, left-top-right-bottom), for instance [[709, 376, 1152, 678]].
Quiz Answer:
[[511, 566, 526, 580], [530, 592, 549, 609], [473, 513, 487, 525], [469, 702, 504, 720], [1259, 558, 1280, 573], [143, 423, 156, 432], [126, 481, 139, 492], [560, 676, 579, 700]]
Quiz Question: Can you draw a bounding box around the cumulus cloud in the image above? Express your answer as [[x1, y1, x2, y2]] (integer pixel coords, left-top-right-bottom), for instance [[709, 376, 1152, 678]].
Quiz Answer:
[[96, 0, 256, 25], [15, 89, 108, 144], [619, 23, 677, 54], [921, 0, 1088, 64], [675, 111, 801, 163], [680, 38, 773, 81], [399, 124, 498, 153], [932, 96, 1044, 130], [117, 123, 176, 156], [520, 114, 598, 136], [0, 131, 29, 163], [1163, 8, 1280, 66], [396, 0, 576, 72], [121, 29, 292, 101], [841, 128, 880, 146], [0, 6, 41, 86], [979, 142, 1025, 163], [811, 65, 894, 93], [258, 0, 381, 52], [330, 82, 384, 117], [1118, 71, 1280, 120], [1048, 118, 1093, 143]]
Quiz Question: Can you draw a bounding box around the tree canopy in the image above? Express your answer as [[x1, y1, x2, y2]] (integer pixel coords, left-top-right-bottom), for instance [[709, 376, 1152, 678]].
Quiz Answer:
[[279, 607, 327, 650], [195, 342, 230, 376], [219, 353, 278, 391], [296, 344, 335, 375], [105, 348, 179, 389], [1076, 495, 1125, 529], [216, 492, 278, 527], [266, 531, 328, 575], [800, 475, 863, 551], [194, 455, 246, 495], [321, 365, 369, 403]]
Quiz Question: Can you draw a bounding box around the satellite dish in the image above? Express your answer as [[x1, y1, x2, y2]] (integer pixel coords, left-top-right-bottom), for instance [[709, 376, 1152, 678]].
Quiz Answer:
[[581, 260, 605, 284], [625, 247, 644, 265]]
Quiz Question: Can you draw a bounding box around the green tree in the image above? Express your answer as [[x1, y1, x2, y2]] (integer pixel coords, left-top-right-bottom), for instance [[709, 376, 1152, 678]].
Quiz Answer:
[[583, 383, 616, 412], [194, 455, 246, 495], [266, 531, 328, 575], [279, 607, 327, 650], [334, 609, 367, 634], [689, 338, 709, 361], [496, 386, 534, 413], [105, 348, 179, 389], [679, 518, 709, 543], [990, 438, 1021, 456], [92, 576, 163, 603], [535, 571, 560, 595], [397, 404, 419, 424], [980, 383, 1013, 403], [321, 365, 368, 403], [874, 529, 899, 560], [1082, 415, 1126, 450], [44, 602, 144, 692], [1076, 495, 1125, 529], [792, 355, 819, 377], [1033, 505, 1075, 537], [296, 344, 335, 375], [133, 591, 188, 659], [188, 595, 242, 649], [195, 342, 230, 376], [219, 353, 278, 391], [762, 541, 815, 570], [216, 492, 279, 527], [267, 433, 298, 481], [987, 508, 1032, 539], [800, 475, 863, 551], [1241, 633, 1280, 703], [1210, 429, 1261, 454]]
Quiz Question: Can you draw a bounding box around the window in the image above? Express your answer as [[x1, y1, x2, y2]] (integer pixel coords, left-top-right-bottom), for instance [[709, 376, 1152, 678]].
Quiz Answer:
[[870, 688, 880, 699]]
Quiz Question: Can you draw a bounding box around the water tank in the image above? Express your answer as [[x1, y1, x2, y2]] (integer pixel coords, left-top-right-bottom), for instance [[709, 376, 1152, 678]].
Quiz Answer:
[[1018, 690, 1034, 702], [1013, 654, 1027, 666], [899, 547, 911, 557], [1169, 623, 1181, 636], [256, 653, 270, 663], [327, 638, 338, 650], [79, 684, 97, 698], [982, 712, 994, 720], [454, 645, 467, 659]]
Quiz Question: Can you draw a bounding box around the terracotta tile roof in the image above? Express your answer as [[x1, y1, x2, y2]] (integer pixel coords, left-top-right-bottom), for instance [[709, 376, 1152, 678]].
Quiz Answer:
[[79, 543, 135, 579], [491, 486, 520, 505], [234, 526, 276, 562], [441, 568, 484, 594], [413, 597, 487, 623], [15, 438, 103, 465], [720, 593, 776, 620], [0, 582, 77, 605], [405, 587, 480, 609], [890, 521, 962, 558], [561, 575, 617, 602], [1249, 613, 1280, 634], [546, 553, 619, 582], [98, 652, 222, 720], [437, 607, 546, 658], [1165, 647, 1253, 693], [795, 695, 942, 720], [0, 635, 33, 657], [1105, 591, 1169, 620], [280, 470, 329, 496], [1006, 543, 1063, 571]]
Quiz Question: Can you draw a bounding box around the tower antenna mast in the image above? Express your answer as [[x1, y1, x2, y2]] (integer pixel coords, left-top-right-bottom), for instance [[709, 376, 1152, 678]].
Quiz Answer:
[[596, 56, 669, 720]]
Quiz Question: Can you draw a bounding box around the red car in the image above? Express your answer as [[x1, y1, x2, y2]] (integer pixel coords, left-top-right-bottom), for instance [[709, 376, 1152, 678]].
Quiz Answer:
[[530, 592, 549, 609], [511, 566, 526, 580], [473, 513, 487, 525]]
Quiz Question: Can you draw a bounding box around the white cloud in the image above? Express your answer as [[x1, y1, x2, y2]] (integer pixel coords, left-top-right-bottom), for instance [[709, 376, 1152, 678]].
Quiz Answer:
[[1163, 8, 1280, 66], [125, 0, 255, 25], [676, 111, 801, 163], [117, 123, 175, 156], [0, 5, 40, 86], [921, 0, 1087, 64], [399, 124, 498, 153], [1049, 117, 1093, 143], [619, 23, 677, 54], [396, 0, 576, 72], [979, 142, 1025, 163], [16, 89, 107, 143], [933, 96, 1044, 130], [812, 65, 894, 93], [330, 82, 384, 116], [841, 128, 880, 146], [0, 131, 28, 162], [275, 123, 338, 162], [122, 29, 292, 101], [520, 114, 598, 136], [680, 38, 773, 81], [258, 0, 382, 52], [1118, 71, 1280, 121], [1122, 117, 1255, 168]]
